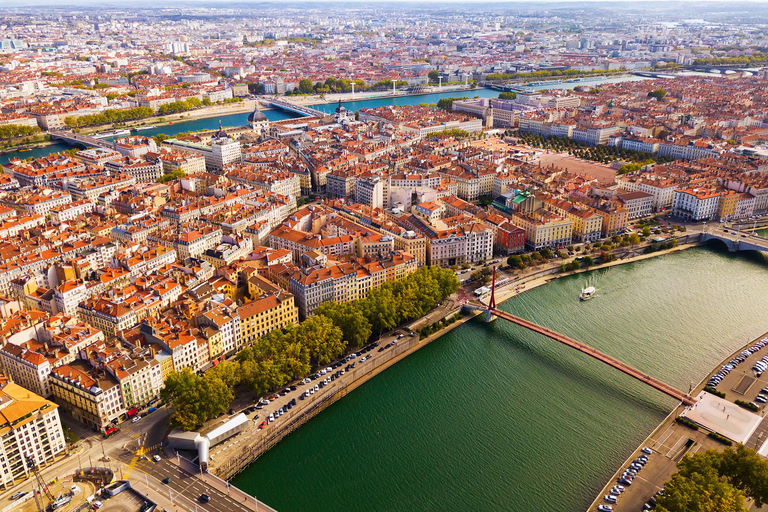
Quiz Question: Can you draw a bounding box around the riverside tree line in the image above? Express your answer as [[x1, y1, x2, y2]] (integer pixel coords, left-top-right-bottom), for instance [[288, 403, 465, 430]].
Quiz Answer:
[[160, 266, 458, 430]]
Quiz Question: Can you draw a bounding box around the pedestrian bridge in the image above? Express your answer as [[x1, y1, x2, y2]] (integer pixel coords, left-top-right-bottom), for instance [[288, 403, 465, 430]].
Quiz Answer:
[[49, 130, 114, 149], [701, 230, 768, 253], [262, 98, 327, 118], [469, 269, 696, 407]]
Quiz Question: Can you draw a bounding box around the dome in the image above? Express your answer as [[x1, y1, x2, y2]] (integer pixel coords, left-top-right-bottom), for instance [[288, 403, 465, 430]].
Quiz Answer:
[[248, 108, 268, 124], [335, 100, 347, 114]]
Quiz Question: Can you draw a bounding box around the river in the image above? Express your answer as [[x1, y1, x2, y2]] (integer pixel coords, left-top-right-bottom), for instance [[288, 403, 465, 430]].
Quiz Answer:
[[0, 75, 651, 165], [231, 246, 768, 512]]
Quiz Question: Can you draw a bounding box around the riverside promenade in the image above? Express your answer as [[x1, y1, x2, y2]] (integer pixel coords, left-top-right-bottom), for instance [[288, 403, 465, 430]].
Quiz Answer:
[[204, 233, 706, 481]]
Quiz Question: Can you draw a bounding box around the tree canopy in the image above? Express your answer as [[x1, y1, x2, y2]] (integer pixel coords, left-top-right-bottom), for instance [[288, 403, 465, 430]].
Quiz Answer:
[[657, 445, 768, 512]]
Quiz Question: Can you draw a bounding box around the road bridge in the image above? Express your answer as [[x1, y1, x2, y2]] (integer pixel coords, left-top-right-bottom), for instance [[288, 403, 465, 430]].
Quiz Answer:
[[474, 269, 696, 406], [262, 98, 327, 118], [701, 226, 768, 252], [48, 130, 114, 149]]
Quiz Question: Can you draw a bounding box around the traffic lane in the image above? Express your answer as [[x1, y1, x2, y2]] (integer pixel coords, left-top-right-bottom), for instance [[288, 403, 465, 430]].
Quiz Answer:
[[134, 459, 251, 512]]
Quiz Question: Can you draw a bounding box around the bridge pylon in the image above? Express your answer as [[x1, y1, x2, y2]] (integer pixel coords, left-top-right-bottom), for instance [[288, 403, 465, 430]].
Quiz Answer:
[[485, 266, 497, 323]]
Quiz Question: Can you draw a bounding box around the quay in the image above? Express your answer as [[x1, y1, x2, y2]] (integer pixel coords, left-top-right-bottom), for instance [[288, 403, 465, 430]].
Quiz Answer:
[[586, 330, 768, 512]]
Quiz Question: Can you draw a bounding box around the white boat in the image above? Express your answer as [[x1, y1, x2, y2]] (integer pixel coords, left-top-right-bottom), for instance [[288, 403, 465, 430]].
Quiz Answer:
[[92, 129, 130, 139], [579, 286, 596, 301]]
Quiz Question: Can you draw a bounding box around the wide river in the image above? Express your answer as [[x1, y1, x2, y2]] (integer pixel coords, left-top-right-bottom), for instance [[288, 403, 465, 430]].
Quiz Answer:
[[232, 246, 768, 512], [0, 76, 651, 165]]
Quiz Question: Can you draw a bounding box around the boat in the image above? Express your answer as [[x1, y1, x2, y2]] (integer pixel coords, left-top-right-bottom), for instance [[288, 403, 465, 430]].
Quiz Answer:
[[92, 129, 130, 139], [579, 286, 596, 301], [17, 147, 31, 152], [132, 126, 153, 132]]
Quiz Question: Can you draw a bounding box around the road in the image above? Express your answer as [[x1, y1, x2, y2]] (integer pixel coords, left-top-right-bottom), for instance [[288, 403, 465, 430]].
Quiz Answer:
[[130, 457, 254, 512]]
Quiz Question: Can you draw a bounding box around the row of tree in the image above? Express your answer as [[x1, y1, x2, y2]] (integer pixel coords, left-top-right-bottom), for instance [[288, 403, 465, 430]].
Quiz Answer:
[[484, 68, 624, 82], [693, 52, 768, 67], [0, 124, 40, 141], [157, 97, 204, 115], [161, 266, 459, 429], [64, 107, 154, 128], [656, 445, 768, 512]]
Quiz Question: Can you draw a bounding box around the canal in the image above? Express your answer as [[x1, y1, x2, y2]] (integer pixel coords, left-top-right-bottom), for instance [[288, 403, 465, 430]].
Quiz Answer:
[[232, 246, 768, 512]]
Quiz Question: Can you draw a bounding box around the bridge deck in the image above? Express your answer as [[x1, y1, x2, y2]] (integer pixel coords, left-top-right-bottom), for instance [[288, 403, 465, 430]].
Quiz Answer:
[[486, 306, 695, 406], [49, 130, 113, 149]]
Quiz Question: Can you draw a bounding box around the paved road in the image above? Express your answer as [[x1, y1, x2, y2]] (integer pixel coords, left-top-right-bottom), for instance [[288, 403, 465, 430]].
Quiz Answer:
[[131, 457, 254, 512]]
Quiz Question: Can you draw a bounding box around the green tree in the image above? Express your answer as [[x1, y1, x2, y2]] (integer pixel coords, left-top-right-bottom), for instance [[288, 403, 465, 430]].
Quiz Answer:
[[152, 133, 170, 145], [498, 91, 517, 100], [317, 301, 372, 348], [648, 88, 667, 101], [628, 233, 641, 246], [428, 70, 440, 83], [642, 226, 652, 237], [298, 79, 314, 94], [160, 368, 205, 430], [507, 255, 525, 269], [297, 315, 346, 366], [657, 466, 747, 512], [436, 97, 469, 110]]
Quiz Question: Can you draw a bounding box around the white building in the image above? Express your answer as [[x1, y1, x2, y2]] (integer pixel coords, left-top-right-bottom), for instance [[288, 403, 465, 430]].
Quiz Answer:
[[0, 381, 66, 490]]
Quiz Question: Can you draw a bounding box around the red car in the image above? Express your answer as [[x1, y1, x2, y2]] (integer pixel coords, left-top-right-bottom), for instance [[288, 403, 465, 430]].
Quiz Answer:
[[259, 421, 267, 429]]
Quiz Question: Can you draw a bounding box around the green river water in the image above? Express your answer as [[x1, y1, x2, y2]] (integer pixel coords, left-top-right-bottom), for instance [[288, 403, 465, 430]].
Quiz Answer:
[[233, 246, 768, 512]]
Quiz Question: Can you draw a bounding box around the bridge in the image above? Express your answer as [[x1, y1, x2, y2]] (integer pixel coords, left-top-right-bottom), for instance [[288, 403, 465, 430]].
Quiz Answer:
[[262, 98, 327, 118], [472, 269, 696, 406], [701, 225, 768, 253], [49, 130, 114, 149]]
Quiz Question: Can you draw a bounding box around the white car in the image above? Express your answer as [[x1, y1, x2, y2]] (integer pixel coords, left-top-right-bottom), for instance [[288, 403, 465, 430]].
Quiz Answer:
[[153, 455, 161, 462], [131, 415, 141, 423]]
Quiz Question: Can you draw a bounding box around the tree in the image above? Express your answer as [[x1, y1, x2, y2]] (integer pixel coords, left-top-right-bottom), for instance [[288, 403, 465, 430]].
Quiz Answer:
[[498, 92, 517, 100], [657, 467, 747, 512], [152, 133, 170, 145], [0, 124, 40, 141], [428, 70, 440, 83], [540, 248, 554, 260], [628, 233, 641, 246], [317, 301, 372, 348], [642, 226, 652, 237], [297, 79, 314, 94], [648, 88, 667, 101], [296, 315, 345, 366], [436, 97, 469, 110], [161, 368, 206, 430]]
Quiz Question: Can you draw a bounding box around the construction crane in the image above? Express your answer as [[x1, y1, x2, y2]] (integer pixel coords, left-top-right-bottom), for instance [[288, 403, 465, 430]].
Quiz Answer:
[[26, 452, 54, 509]]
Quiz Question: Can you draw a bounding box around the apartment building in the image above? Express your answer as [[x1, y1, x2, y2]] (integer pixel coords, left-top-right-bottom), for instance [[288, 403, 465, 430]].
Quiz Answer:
[[51, 361, 125, 432], [238, 291, 299, 345], [0, 379, 66, 489]]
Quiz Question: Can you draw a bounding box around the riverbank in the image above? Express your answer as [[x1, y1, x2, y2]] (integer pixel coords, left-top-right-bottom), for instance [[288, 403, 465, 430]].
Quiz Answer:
[[586, 328, 768, 512], [77, 100, 257, 136], [268, 85, 480, 106], [209, 235, 705, 482]]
